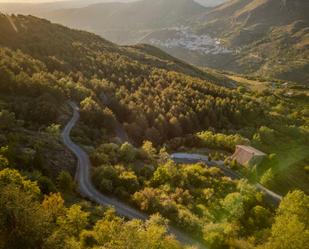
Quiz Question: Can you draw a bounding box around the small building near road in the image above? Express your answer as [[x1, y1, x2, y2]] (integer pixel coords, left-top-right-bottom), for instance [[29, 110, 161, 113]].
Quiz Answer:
[[231, 145, 266, 167]]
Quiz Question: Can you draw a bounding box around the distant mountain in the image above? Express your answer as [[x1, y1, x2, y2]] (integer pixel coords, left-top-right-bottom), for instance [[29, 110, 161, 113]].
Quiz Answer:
[[199, 0, 308, 41], [0, 0, 137, 15], [39, 0, 206, 44], [1, 0, 307, 84], [0, 13, 252, 148], [194, 0, 309, 84], [143, 0, 309, 85], [0, 0, 222, 14], [0, 13, 213, 82]]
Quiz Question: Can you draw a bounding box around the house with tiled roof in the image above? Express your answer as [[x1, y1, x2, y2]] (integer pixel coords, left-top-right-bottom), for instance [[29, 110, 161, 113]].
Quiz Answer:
[[231, 145, 266, 167]]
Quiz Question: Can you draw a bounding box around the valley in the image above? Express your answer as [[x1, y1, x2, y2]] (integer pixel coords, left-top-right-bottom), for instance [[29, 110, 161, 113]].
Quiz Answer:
[[145, 26, 232, 55], [0, 2, 308, 249], [1, 0, 308, 84]]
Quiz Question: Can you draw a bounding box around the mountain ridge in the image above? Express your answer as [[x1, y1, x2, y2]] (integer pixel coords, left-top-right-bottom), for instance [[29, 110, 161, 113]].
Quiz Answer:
[[0, 12, 243, 91], [139, 0, 309, 85], [41, 0, 206, 44], [1, 0, 308, 84], [193, 0, 309, 84], [1, 12, 276, 157]]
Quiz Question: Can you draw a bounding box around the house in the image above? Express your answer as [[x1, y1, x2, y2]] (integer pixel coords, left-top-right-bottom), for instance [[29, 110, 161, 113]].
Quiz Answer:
[[231, 145, 266, 167]]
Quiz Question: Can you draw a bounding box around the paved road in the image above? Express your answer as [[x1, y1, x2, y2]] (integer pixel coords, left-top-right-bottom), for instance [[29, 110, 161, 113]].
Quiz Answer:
[[171, 153, 282, 206], [62, 101, 207, 249]]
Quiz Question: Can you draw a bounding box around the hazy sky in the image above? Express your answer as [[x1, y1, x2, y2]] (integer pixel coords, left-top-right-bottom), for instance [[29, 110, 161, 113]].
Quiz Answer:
[[0, 0, 225, 6], [0, 0, 136, 2], [0, 0, 64, 2], [0, 0, 110, 2], [0, 0, 137, 2]]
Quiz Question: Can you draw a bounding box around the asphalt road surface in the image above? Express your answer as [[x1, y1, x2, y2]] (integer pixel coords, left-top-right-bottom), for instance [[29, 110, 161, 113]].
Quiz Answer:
[[62, 101, 207, 249], [171, 153, 282, 206]]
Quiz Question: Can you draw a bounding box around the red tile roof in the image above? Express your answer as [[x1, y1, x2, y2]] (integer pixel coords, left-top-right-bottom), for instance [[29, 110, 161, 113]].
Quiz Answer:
[[231, 145, 266, 165]]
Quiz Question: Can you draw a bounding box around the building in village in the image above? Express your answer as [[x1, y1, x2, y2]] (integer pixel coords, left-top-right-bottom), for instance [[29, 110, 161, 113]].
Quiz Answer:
[[231, 145, 266, 167]]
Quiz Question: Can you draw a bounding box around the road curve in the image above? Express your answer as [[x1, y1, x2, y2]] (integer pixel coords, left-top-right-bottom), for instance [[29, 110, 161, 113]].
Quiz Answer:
[[62, 101, 207, 249], [171, 153, 282, 206]]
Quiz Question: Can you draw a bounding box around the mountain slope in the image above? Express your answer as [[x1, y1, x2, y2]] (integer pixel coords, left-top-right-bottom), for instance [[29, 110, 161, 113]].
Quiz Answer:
[[0, 13, 218, 82], [0, 14, 268, 145], [200, 0, 309, 44], [134, 0, 309, 85], [48, 0, 204, 28], [2, 0, 307, 84], [193, 0, 309, 84], [0, 0, 137, 15], [41, 0, 206, 44], [0, 14, 308, 249]]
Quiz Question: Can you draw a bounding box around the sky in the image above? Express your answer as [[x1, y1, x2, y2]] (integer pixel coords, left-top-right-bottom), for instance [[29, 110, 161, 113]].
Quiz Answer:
[[0, 0, 226, 6], [0, 0, 64, 2], [0, 0, 136, 2], [0, 0, 95, 2]]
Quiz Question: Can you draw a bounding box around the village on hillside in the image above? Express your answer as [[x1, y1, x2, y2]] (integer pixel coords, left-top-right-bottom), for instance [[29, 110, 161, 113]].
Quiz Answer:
[[148, 26, 232, 55]]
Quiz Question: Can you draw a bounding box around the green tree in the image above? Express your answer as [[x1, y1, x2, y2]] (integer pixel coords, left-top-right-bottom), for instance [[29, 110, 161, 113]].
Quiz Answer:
[[57, 204, 89, 237], [119, 142, 136, 163], [0, 109, 21, 130], [158, 147, 170, 164], [57, 171, 74, 193], [221, 192, 245, 221], [0, 169, 50, 249], [45, 123, 61, 138], [141, 141, 157, 161], [203, 222, 237, 249], [0, 155, 9, 169], [249, 205, 272, 230], [42, 193, 65, 222], [259, 190, 309, 249], [152, 161, 181, 186], [119, 170, 140, 193], [260, 168, 274, 188], [0, 168, 40, 196], [93, 212, 182, 249]]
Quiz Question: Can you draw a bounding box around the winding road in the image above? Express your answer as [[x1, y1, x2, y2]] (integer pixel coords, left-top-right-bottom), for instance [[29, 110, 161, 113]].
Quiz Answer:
[[171, 153, 282, 206], [62, 101, 282, 248], [62, 101, 207, 249]]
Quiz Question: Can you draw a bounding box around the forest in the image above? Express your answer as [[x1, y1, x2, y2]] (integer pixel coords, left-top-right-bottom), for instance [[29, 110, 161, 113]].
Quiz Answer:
[[0, 14, 308, 249]]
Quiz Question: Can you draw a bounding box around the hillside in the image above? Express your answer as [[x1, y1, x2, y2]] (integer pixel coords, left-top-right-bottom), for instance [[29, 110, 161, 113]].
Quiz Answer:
[[0, 13, 267, 143], [2, 0, 307, 84], [0, 12, 308, 192], [0, 0, 137, 15], [0, 13, 308, 249], [203, 0, 308, 30], [0, 13, 225, 82], [0, 13, 267, 248], [193, 0, 309, 84], [41, 0, 206, 44], [138, 0, 309, 85]]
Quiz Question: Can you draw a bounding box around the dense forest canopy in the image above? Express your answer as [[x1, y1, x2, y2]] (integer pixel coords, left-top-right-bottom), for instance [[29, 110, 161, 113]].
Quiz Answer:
[[0, 14, 271, 144], [0, 13, 308, 249]]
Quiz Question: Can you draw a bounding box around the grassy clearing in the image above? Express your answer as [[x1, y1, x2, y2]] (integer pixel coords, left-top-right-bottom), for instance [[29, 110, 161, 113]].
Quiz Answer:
[[271, 143, 309, 194], [220, 77, 309, 194], [227, 74, 271, 92]]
